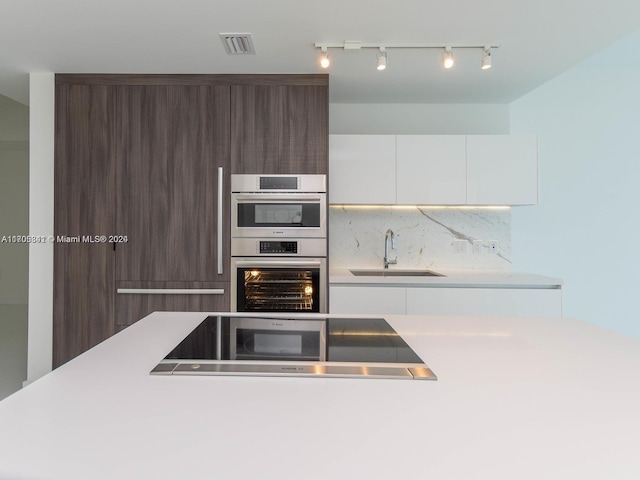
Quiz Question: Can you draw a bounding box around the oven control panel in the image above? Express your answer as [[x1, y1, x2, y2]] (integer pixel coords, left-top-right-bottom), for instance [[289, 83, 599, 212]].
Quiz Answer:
[[231, 174, 326, 193], [259, 176, 300, 190], [230, 238, 326, 257], [259, 241, 298, 254]]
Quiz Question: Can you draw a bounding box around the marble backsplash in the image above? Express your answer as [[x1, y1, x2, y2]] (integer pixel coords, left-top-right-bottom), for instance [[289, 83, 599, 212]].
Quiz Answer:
[[329, 206, 511, 270]]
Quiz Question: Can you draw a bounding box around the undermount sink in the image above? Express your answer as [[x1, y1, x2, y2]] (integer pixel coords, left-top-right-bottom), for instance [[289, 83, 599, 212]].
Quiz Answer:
[[350, 269, 445, 277]]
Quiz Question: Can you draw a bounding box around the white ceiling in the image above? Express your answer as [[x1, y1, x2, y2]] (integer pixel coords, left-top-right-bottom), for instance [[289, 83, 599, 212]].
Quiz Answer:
[[2, 0, 640, 105]]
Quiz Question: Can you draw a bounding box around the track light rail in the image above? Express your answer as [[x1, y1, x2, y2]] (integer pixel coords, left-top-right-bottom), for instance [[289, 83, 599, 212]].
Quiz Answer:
[[314, 42, 499, 70]]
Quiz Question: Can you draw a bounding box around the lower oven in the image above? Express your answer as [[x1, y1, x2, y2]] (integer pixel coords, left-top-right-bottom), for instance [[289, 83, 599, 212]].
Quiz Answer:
[[231, 256, 327, 313]]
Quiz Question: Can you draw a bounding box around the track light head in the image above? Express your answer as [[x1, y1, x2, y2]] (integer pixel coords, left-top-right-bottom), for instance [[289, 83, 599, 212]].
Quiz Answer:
[[319, 47, 330, 69], [481, 46, 492, 70], [443, 47, 454, 69], [376, 47, 387, 71]]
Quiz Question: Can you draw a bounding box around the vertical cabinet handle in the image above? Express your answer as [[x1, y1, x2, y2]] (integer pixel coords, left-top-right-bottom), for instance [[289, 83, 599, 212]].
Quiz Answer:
[[217, 166, 224, 275]]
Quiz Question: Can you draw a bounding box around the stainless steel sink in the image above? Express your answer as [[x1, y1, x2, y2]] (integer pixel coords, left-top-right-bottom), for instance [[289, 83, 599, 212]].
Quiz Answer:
[[350, 269, 445, 277]]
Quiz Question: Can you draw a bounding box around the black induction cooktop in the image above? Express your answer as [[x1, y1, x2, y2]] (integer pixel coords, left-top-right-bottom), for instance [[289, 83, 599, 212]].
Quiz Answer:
[[151, 316, 437, 380]]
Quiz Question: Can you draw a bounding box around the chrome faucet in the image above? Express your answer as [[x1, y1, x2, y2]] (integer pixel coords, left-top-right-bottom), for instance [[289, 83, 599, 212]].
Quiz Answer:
[[383, 229, 397, 269]]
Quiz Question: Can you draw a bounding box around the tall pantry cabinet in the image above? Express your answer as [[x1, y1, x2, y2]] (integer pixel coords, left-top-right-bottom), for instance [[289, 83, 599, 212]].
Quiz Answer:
[[114, 84, 231, 329], [54, 74, 329, 367], [54, 83, 116, 367]]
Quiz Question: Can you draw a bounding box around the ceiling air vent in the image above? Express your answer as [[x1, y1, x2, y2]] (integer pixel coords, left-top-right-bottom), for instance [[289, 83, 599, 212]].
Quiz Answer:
[[220, 33, 256, 55]]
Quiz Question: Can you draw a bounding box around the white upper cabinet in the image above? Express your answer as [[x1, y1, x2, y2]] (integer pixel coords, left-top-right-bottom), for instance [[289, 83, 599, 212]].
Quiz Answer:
[[329, 135, 396, 204], [467, 135, 538, 205], [329, 134, 538, 205], [396, 135, 466, 205]]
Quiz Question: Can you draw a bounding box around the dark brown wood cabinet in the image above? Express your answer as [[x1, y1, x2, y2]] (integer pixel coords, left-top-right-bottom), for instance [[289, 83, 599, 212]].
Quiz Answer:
[[53, 83, 117, 367], [54, 74, 328, 367], [231, 77, 328, 174], [113, 83, 231, 332], [114, 281, 229, 328], [115, 84, 230, 282]]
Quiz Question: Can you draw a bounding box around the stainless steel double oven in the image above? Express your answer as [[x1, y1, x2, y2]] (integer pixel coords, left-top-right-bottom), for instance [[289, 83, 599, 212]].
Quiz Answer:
[[230, 174, 327, 313]]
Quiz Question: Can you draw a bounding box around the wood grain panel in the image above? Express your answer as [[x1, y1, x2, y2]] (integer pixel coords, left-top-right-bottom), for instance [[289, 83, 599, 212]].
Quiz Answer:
[[115, 85, 169, 281], [116, 85, 230, 281], [280, 85, 328, 174], [53, 84, 116, 367], [114, 281, 229, 327], [231, 83, 328, 174], [230, 84, 282, 173]]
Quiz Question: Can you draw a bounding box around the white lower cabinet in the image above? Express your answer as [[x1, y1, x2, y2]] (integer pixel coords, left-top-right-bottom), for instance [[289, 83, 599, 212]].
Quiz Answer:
[[405, 287, 562, 317], [330, 286, 406, 315], [330, 285, 562, 317]]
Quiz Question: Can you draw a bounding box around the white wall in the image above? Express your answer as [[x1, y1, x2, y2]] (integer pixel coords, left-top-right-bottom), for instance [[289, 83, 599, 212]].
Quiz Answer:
[[0, 141, 29, 303], [0, 95, 28, 141], [26, 73, 55, 383], [0, 94, 29, 398], [330, 103, 509, 134], [0, 91, 29, 305], [0, 305, 27, 399], [510, 32, 640, 338]]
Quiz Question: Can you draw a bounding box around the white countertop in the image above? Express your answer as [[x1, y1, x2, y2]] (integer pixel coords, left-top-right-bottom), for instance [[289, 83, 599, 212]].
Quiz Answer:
[[330, 267, 562, 288], [1, 311, 638, 479]]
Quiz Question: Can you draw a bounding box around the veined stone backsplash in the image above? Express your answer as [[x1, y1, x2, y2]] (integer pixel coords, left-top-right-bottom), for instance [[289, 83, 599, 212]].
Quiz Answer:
[[329, 206, 511, 270]]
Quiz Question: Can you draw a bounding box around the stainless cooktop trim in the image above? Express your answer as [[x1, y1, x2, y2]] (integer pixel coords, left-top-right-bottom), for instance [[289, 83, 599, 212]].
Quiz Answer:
[[151, 360, 437, 380]]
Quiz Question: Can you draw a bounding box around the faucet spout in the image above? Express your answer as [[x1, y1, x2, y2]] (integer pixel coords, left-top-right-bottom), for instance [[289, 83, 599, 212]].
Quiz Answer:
[[383, 229, 397, 269]]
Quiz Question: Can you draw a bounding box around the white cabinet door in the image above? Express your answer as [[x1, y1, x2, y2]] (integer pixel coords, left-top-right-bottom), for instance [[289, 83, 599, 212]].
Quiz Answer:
[[466, 135, 538, 205], [396, 135, 467, 204], [406, 287, 562, 317], [330, 286, 406, 314], [329, 135, 396, 204]]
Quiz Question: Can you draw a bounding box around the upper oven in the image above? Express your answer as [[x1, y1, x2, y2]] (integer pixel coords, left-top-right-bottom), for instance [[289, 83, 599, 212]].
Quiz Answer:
[[231, 174, 326, 238]]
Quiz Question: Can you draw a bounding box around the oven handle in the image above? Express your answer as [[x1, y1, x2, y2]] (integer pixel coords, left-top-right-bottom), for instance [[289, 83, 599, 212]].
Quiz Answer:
[[234, 260, 323, 268], [217, 166, 224, 275], [232, 194, 324, 202]]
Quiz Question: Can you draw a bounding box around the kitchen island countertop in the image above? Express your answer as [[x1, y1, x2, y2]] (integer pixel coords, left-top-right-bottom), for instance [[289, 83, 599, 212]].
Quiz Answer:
[[0, 311, 638, 479]]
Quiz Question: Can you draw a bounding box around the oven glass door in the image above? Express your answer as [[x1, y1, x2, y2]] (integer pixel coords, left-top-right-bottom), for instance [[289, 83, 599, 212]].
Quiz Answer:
[[232, 194, 326, 237], [234, 262, 323, 313]]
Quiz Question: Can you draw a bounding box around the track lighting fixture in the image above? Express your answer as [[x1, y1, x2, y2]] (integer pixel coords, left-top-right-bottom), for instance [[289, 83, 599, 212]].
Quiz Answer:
[[314, 42, 499, 72], [319, 47, 330, 69], [481, 46, 492, 70], [376, 47, 387, 71], [442, 46, 454, 69]]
